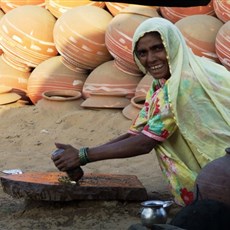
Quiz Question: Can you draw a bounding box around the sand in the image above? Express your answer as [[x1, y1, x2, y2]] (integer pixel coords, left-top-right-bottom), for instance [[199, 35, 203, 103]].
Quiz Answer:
[[0, 98, 176, 230]]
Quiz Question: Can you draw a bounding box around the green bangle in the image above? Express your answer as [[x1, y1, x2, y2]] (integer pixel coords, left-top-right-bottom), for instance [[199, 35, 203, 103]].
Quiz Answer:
[[79, 147, 90, 166]]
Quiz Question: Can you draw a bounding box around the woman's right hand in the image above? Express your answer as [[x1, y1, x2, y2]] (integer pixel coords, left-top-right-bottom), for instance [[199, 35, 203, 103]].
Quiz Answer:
[[51, 143, 81, 171]]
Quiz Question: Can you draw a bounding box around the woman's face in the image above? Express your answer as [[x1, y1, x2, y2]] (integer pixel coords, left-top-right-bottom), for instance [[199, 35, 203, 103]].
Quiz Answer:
[[135, 32, 170, 80]]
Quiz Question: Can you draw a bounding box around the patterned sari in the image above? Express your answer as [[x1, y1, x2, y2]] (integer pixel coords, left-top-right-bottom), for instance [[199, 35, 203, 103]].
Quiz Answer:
[[129, 18, 230, 206]]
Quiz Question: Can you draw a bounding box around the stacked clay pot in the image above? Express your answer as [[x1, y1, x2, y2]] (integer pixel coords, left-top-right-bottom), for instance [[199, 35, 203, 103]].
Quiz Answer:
[[27, 56, 88, 104], [122, 95, 146, 120], [175, 15, 224, 63], [195, 147, 230, 207], [122, 73, 153, 120], [105, 5, 161, 76], [0, 55, 30, 101], [45, 0, 105, 18], [134, 73, 153, 97], [81, 60, 143, 108], [0, 0, 45, 13], [159, 0, 215, 23], [53, 5, 113, 73], [0, 9, 4, 55], [213, 0, 230, 22], [215, 21, 230, 71], [0, 5, 58, 72], [105, 2, 129, 16]]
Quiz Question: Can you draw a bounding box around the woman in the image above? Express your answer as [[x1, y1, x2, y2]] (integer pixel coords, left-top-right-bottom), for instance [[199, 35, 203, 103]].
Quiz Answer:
[[52, 18, 230, 206]]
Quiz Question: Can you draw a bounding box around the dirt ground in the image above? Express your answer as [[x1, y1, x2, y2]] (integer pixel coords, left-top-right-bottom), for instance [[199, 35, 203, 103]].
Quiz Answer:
[[0, 99, 179, 230]]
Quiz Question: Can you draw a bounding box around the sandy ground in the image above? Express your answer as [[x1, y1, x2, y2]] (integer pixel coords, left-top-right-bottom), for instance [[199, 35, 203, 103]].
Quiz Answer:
[[0, 98, 178, 230]]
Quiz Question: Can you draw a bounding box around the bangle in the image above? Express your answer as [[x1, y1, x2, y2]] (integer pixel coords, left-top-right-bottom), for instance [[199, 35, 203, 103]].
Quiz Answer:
[[79, 147, 90, 166]]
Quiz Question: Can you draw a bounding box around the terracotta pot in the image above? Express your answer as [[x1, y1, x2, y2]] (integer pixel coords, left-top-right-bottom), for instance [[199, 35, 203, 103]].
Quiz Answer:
[[215, 21, 230, 71], [213, 0, 230, 22], [0, 0, 45, 13], [82, 60, 143, 99], [135, 73, 152, 97], [27, 56, 88, 104], [45, 0, 105, 18], [195, 147, 230, 207], [37, 89, 83, 113], [105, 6, 160, 76], [0, 5, 57, 71], [0, 9, 4, 55], [122, 95, 145, 120], [160, 0, 215, 23], [42, 90, 82, 101], [175, 15, 224, 63], [0, 92, 21, 105], [53, 5, 113, 72], [105, 2, 129, 16], [81, 92, 131, 109], [0, 85, 12, 94], [0, 55, 30, 100]]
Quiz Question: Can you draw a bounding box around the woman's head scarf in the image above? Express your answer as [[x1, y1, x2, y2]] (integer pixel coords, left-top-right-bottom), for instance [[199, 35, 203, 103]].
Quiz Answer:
[[132, 17, 230, 161]]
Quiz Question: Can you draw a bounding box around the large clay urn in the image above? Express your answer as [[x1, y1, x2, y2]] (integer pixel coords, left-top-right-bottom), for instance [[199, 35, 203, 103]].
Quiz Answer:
[[0, 9, 4, 55], [105, 2, 129, 16], [45, 0, 105, 18], [175, 15, 223, 63], [53, 5, 113, 72], [0, 55, 30, 101], [0, 5, 57, 72], [134, 73, 152, 97], [160, 0, 215, 23], [82, 60, 143, 99], [215, 21, 230, 71], [213, 0, 230, 23], [195, 147, 230, 207], [0, 0, 45, 13], [27, 56, 88, 104], [105, 5, 160, 76]]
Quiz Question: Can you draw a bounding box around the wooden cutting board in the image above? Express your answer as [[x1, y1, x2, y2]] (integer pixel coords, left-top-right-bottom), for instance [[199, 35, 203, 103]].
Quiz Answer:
[[0, 172, 148, 201]]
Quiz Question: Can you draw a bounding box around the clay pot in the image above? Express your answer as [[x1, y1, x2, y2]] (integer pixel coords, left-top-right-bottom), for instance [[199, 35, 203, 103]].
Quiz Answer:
[[215, 21, 230, 71], [135, 73, 152, 97], [0, 9, 4, 55], [175, 15, 224, 63], [0, 0, 45, 13], [105, 6, 160, 76], [105, 2, 129, 16], [53, 5, 113, 72], [160, 0, 215, 23], [37, 93, 84, 114], [195, 147, 230, 207], [81, 92, 131, 109], [0, 55, 30, 100], [45, 0, 105, 18], [0, 85, 12, 94], [27, 56, 88, 104], [42, 90, 82, 101], [122, 95, 145, 120], [82, 60, 143, 99], [0, 5, 57, 72], [0, 92, 21, 105], [213, 0, 230, 22]]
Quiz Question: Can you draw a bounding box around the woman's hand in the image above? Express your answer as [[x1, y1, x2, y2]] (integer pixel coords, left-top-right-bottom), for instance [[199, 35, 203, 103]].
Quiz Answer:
[[51, 143, 80, 171]]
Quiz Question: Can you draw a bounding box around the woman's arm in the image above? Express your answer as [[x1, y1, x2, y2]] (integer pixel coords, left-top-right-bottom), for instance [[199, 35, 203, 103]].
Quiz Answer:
[[52, 133, 158, 172]]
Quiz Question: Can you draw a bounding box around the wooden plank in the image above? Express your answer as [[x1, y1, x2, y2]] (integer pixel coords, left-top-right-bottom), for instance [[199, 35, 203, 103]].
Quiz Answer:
[[0, 172, 148, 201]]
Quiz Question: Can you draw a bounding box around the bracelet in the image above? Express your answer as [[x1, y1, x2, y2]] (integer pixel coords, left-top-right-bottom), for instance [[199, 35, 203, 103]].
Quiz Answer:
[[79, 147, 90, 166]]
